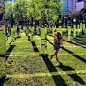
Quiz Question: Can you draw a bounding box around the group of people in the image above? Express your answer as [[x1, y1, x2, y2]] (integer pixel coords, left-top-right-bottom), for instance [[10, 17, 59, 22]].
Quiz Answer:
[[5, 21, 63, 60], [5, 22, 22, 40]]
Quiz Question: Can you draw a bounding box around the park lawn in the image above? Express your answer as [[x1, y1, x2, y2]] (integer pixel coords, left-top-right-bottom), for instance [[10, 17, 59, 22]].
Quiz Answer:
[[3, 27, 86, 86], [0, 26, 6, 79]]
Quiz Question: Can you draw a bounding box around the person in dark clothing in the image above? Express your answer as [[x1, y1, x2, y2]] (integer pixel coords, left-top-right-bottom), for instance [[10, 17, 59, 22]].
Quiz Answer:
[[5, 23, 8, 40], [17, 24, 20, 36]]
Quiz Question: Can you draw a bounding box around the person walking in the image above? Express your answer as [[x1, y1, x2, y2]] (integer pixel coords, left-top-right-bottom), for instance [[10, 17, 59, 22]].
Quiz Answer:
[[50, 31, 63, 60], [17, 24, 19, 37], [5, 22, 8, 40]]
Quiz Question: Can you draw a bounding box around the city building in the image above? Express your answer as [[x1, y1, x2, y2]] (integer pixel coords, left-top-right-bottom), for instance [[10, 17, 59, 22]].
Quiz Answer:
[[62, 0, 68, 16], [13, 0, 16, 3], [68, 0, 76, 12], [5, 0, 16, 3], [62, 0, 77, 16], [77, 0, 86, 2], [76, 0, 86, 20], [76, 0, 86, 12], [5, 0, 12, 1]]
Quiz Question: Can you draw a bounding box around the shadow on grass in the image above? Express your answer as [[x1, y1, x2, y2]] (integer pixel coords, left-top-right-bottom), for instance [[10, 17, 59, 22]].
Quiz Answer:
[[6, 45, 16, 60], [0, 55, 5, 57], [56, 60, 85, 85], [62, 47, 86, 63], [31, 41, 39, 52], [9, 36, 20, 44], [28, 36, 31, 41], [27, 35, 39, 52], [0, 76, 9, 86], [0, 77, 5, 86], [68, 41, 86, 49], [47, 38, 86, 63], [47, 39, 53, 45], [73, 37, 86, 45], [42, 56, 67, 86]]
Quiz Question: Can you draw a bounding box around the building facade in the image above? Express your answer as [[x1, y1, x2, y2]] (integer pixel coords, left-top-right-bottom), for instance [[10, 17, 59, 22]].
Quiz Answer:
[[76, 0, 86, 12], [62, 0, 68, 16], [68, 0, 76, 12], [5, 0, 16, 3], [62, 0, 77, 16], [5, 0, 12, 1]]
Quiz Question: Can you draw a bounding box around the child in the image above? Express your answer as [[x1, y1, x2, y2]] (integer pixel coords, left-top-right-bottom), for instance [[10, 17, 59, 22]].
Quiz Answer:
[[50, 31, 63, 60]]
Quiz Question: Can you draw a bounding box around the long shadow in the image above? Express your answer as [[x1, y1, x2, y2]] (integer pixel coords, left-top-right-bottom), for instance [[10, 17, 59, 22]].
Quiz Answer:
[[73, 38, 86, 45], [6, 45, 16, 60], [47, 39, 53, 45], [0, 76, 5, 86], [0, 55, 5, 57], [27, 35, 39, 52], [28, 36, 31, 41], [56, 60, 85, 85], [42, 56, 67, 86], [47, 39, 86, 63], [68, 41, 86, 49], [76, 35, 85, 38], [31, 41, 39, 52], [62, 47, 86, 63], [9, 36, 20, 44]]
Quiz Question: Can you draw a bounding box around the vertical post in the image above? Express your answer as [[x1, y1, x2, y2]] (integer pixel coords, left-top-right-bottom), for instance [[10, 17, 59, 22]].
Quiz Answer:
[[59, 15, 62, 35], [73, 18, 76, 37], [31, 26, 34, 41], [31, 17, 33, 27], [40, 9, 48, 56], [52, 26, 54, 36], [77, 20, 79, 36], [45, 26, 47, 54], [68, 17, 71, 41], [82, 20, 85, 35], [41, 26, 45, 54], [80, 20, 82, 35]]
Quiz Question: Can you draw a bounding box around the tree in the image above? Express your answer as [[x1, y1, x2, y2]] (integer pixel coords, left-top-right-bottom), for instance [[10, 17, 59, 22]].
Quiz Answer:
[[14, 0, 27, 21], [68, 10, 83, 21], [27, 0, 63, 21], [0, 0, 5, 15], [80, 8, 86, 14], [5, 1, 13, 20], [5, 0, 63, 23]]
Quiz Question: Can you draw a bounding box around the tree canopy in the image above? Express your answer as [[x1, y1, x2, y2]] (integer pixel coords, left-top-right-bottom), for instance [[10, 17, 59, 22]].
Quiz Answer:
[[5, 1, 13, 19], [0, 0, 5, 15], [5, 0, 63, 22]]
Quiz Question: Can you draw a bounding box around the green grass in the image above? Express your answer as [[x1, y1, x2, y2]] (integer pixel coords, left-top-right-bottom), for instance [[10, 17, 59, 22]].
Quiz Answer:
[[0, 25, 6, 78], [1, 26, 86, 86]]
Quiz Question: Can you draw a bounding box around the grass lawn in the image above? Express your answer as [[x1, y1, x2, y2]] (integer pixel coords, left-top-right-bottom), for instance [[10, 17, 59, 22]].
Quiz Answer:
[[0, 26, 6, 78], [1, 26, 86, 86]]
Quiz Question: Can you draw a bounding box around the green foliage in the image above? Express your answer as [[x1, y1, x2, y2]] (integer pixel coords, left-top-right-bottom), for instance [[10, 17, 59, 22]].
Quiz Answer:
[[5, 0, 63, 21], [27, 0, 63, 21], [68, 10, 83, 20], [5, 1, 13, 19], [14, 0, 27, 20], [0, 0, 5, 15]]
